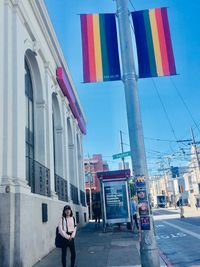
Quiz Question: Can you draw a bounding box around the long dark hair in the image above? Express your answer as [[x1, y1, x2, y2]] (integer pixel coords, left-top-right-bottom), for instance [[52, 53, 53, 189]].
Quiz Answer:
[[62, 205, 73, 217]]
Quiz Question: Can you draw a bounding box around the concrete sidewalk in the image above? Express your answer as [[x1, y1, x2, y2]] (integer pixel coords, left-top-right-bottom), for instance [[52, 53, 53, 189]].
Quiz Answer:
[[34, 222, 166, 267]]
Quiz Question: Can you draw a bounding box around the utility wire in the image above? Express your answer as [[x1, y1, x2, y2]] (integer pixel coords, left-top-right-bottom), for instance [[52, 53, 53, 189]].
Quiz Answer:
[[120, 130, 179, 143], [193, 122, 200, 135], [128, 0, 136, 11], [144, 137, 177, 142], [170, 77, 200, 135], [128, 0, 136, 33], [151, 78, 181, 149]]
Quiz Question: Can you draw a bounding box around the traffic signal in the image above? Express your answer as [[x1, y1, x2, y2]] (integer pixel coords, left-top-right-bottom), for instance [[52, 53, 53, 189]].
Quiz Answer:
[[171, 166, 179, 178]]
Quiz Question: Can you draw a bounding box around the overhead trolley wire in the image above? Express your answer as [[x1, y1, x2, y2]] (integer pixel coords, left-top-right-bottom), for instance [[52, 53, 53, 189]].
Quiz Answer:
[[128, 0, 136, 11], [144, 137, 177, 142], [151, 79, 181, 148], [170, 77, 200, 135]]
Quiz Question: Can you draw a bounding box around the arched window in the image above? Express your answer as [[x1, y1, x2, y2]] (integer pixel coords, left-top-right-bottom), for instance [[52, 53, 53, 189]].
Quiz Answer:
[[25, 60, 35, 191]]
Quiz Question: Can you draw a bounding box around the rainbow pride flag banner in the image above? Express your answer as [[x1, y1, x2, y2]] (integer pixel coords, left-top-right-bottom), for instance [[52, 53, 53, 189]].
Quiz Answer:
[[80, 13, 121, 83], [132, 8, 176, 78]]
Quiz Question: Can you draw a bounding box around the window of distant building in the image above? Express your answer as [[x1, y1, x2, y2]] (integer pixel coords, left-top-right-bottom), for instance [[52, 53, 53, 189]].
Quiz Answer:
[[85, 173, 89, 183], [25, 59, 35, 191], [84, 160, 95, 184], [85, 172, 93, 183], [188, 176, 192, 187]]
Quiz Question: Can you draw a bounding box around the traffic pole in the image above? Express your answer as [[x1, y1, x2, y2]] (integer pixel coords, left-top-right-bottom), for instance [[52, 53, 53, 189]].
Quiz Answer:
[[120, 130, 125, 169], [88, 155, 93, 220], [191, 127, 200, 183], [115, 0, 160, 266]]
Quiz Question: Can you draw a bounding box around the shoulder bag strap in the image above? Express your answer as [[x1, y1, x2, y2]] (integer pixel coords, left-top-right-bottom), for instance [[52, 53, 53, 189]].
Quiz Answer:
[[73, 216, 76, 227], [62, 217, 64, 231]]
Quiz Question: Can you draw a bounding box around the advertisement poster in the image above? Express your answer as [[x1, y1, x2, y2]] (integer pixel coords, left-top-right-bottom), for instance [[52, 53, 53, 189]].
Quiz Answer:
[[136, 176, 146, 188], [138, 201, 149, 216], [140, 216, 150, 230], [103, 181, 129, 222], [137, 189, 147, 203]]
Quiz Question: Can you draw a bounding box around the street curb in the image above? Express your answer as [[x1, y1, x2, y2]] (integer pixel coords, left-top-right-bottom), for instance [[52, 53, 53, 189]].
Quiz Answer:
[[136, 242, 169, 267], [158, 249, 174, 267]]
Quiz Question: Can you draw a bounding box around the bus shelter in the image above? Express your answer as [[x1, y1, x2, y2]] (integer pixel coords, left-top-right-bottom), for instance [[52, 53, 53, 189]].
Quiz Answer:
[[97, 169, 131, 232]]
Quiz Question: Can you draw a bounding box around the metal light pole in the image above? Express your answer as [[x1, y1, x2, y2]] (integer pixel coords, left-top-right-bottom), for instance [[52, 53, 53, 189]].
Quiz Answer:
[[88, 156, 93, 220], [115, 0, 160, 266], [89, 173, 93, 220], [191, 127, 200, 184], [120, 130, 125, 169]]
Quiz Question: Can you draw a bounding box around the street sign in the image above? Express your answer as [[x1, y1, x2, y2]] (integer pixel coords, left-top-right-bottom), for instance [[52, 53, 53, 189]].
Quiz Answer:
[[112, 151, 131, 160]]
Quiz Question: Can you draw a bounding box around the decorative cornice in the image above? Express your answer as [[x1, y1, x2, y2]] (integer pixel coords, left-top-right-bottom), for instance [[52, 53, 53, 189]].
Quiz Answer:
[[30, 0, 61, 66], [33, 0, 86, 121], [10, 0, 20, 5], [33, 40, 40, 53], [35, 101, 46, 109], [7, 0, 86, 133], [44, 61, 57, 85], [9, 0, 26, 25], [55, 127, 63, 134], [66, 106, 71, 116], [4, 0, 12, 7]]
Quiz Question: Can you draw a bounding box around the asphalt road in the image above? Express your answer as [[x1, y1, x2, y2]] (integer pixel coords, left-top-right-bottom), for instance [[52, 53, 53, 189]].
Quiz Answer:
[[153, 208, 200, 267]]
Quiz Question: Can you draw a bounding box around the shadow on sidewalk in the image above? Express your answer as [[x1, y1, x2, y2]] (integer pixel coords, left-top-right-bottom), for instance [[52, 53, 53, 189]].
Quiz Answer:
[[34, 221, 141, 267]]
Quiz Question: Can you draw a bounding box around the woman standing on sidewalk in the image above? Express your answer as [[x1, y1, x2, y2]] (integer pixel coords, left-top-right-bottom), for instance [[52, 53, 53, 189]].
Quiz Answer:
[[58, 205, 77, 267]]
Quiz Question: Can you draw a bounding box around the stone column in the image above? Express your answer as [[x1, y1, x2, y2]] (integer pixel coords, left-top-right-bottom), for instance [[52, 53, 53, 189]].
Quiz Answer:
[[45, 66, 57, 197], [0, 0, 4, 184], [67, 117, 75, 202], [0, 0, 29, 192], [55, 127, 64, 178], [34, 101, 46, 165], [0, 2, 29, 267], [79, 134, 85, 192], [74, 127, 80, 204]]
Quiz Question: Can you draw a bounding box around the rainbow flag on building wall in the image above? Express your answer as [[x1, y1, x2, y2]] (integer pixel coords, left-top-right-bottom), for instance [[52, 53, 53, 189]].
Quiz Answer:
[[80, 13, 121, 83], [132, 8, 176, 78]]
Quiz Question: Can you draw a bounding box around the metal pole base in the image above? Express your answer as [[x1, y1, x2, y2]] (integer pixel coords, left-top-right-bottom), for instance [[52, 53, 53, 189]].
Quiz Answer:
[[140, 230, 160, 267]]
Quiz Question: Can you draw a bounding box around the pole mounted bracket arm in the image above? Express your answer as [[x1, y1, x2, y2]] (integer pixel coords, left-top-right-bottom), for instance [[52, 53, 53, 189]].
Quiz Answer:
[[122, 72, 138, 82]]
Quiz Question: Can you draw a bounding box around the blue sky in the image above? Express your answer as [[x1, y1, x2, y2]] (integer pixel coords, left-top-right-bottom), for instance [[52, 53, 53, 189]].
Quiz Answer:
[[45, 0, 200, 174]]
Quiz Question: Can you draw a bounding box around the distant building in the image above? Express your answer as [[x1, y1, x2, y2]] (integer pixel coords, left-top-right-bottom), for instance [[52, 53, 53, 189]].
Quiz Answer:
[[150, 166, 195, 207], [84, 154, 109, 215], [183, 145, 200, 207], [0, 1, 87, 266], [150, 149, 200, 208], [150, 175, 167, 195], [190, 145, 200, 193]]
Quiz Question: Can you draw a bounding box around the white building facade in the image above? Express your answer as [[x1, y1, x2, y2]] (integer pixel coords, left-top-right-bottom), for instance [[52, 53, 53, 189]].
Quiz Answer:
[[0, 1, 87, 266]]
